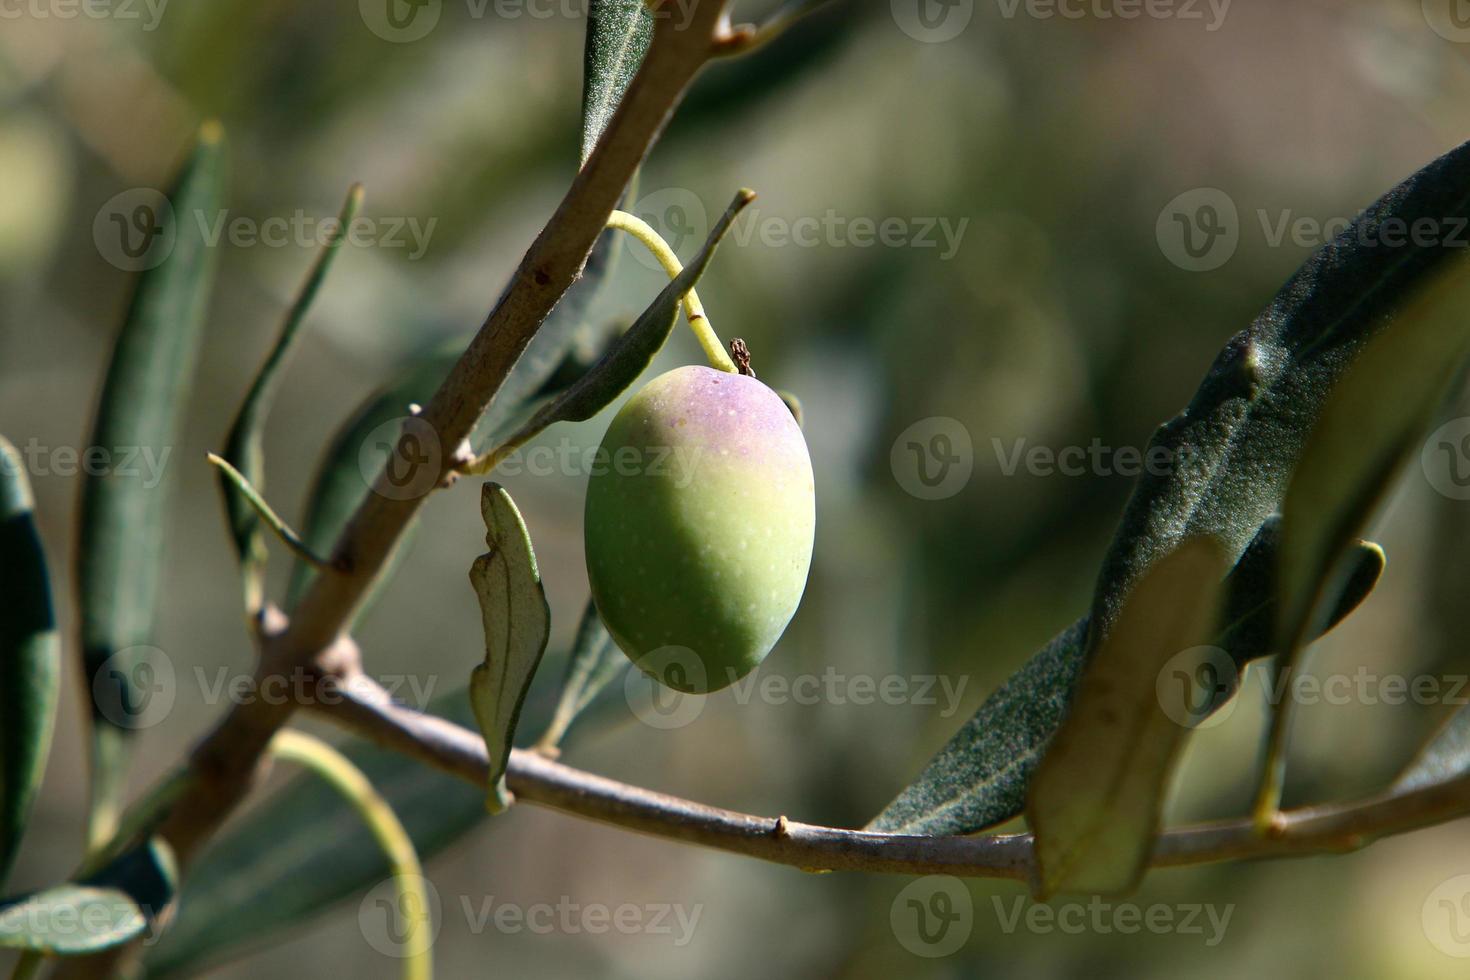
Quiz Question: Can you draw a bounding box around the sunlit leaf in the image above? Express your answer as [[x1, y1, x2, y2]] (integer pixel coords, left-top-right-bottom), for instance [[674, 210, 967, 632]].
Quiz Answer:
[[1027, 538, 1228, 896], [469, 485, 552, 813], [581, 0, 653, 163]]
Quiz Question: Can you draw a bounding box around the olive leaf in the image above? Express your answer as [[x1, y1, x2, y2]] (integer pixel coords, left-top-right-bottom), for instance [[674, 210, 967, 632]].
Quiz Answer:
[[474, 189, 754, 472], [535, 598, 625, 754], [469, 484, 552, 814], [1393, 705, 1470, 793], [0, 838, 175, 955], [284, 323, 618, 616], [76, 123, 226, 843], [219, 184, 362, 594], [1027, 537, 1228, 897], [0, 437, 59, 887], [866, 522, 1385, 837], [1258, 254, 1470, 816], [581, 0, 653, 163], [869, 136, 1470, 838]]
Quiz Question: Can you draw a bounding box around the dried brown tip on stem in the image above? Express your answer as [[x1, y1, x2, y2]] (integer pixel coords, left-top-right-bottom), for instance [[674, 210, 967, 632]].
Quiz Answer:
[[730, 338, 755, 377]]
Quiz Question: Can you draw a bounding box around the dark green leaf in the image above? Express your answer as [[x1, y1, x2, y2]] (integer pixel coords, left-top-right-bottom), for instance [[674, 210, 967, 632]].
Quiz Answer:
[[0, 838, 175, 955], [76, 124, 226, 836], [869, 138, 1470, 837], [469, 485, 551, 813], [581, 0, 653, 163], [1027, 537, 1228, 896], [284, 319, 620, 616], [0, 437, 59, 887], [220, 185, 362, 583], [476, 189, 754, 470], [535, 598, 624, 753], [866, 521, 1384, 836]]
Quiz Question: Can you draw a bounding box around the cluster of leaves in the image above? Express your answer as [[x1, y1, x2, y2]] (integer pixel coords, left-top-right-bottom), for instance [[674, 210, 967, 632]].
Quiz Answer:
[[868, 137, 1470, 895]]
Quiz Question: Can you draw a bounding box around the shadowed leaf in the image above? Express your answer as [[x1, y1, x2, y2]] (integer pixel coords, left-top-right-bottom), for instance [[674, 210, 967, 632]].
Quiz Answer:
[[76, 124, 226, 842], [0, 838, 175, 955], [0, 437, 59, 887], [536, 598, 624, 753]]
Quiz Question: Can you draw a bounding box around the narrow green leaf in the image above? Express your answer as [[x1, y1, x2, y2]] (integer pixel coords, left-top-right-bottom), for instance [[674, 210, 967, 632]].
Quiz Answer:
[[0, 437, 59, 887], [284, 321, 620, 616], [77, 123, 226, 843], [581, 0, 654, 163], [476, 189, 754, 470], [1027, 538, 1229, 897], [535, 598, 624, 754], [869, 137, 1470, 838], [219, 184, 362, 598], [865, 521, 1384, 837], [0, 838, 175, 955], [1258, 255, 1470, 818], [469, 484, 552, 814]]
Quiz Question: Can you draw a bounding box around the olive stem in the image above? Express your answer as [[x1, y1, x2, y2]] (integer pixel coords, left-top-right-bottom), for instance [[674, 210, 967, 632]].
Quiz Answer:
[[606, 209, 739, 373]]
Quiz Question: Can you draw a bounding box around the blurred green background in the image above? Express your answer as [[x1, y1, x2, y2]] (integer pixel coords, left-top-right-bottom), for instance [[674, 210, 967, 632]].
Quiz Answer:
[[6, 0, 1470, 976]]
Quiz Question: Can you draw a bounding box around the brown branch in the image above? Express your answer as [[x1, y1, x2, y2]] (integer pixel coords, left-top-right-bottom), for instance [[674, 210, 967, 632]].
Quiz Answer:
[[64, 3, 737, 976], [313, 676, 1470, 886], [152, 0, 735, 872]]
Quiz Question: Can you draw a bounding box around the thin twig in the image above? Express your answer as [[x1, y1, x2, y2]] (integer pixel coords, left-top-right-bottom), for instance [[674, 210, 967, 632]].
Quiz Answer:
[[312, 676, 1470, 886]]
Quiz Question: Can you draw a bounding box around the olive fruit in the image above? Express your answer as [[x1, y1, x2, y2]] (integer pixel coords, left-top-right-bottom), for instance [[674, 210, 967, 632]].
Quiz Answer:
[[585, 365, 815, 694]]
